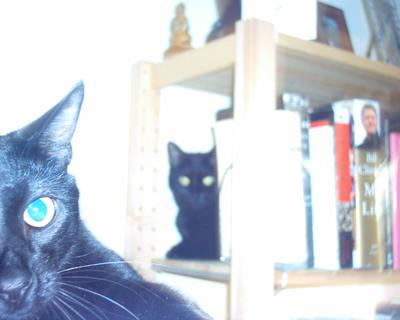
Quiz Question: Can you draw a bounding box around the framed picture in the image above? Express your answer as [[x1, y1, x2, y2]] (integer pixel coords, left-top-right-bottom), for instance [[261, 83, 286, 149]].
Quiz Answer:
[[363, 0, 400, 67], [316, 2, 354, 52]]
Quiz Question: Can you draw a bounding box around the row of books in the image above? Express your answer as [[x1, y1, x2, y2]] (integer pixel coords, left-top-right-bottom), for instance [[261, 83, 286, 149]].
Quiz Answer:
[[276, 94, 400, 270], [214, 96, 400, 270], [308, 99, 391, 270]]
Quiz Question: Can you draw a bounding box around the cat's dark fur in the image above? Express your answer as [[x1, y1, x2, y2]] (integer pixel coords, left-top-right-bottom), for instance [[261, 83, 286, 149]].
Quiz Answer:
[[0, 82, 211, 320], [166, 143, 220, 260]]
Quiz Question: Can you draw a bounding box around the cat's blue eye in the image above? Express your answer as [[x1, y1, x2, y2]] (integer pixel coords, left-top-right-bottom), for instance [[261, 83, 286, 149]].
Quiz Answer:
[[23, 197, 55, 228], [178, 176, 191, 187], [202, 176, 215, 187]]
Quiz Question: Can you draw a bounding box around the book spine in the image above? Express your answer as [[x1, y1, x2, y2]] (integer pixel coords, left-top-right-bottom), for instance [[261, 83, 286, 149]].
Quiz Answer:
[[390, 132, 400, 269], [309, 118, 340, 269], [353, 148, 387, 268], [301, 118, 314, 268], [270, 111, 309, 269], [351, 100, 389, 269], [280, 93, 313, 268], [333, 114, 353, 268]]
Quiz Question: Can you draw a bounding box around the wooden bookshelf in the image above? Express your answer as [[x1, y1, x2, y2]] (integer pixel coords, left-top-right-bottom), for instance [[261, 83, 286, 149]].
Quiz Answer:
[[127, 19, 400, 319]]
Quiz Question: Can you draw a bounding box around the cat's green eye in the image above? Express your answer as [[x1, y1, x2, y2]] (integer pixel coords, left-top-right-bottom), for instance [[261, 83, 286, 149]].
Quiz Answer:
[[23, 197, 56, 228], [202, 176, 215, 187], [178, 176, 191, 187]]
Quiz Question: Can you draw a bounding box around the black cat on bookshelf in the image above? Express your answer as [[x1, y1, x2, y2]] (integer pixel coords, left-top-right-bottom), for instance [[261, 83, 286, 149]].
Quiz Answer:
[[166, 142, 221, 260]]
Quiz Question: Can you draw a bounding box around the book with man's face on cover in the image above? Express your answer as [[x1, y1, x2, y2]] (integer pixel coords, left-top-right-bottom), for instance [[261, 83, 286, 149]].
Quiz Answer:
[[350, 99, 391, 269]]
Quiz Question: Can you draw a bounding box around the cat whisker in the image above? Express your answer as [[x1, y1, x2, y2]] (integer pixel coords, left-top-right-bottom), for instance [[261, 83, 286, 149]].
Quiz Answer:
[[72, 252, 92, 259], [59, 289, 109, 320], [60, 282, 141, 320], [61, 268, 113, 275], [55, 295, 87, 320], [59, 259, 176, 275], [61, 275, 148, 304], [52, 298, 74, 320], [61, 260, 187, 303], [59, 261, 135, 274], [62, 270, 167, 303]]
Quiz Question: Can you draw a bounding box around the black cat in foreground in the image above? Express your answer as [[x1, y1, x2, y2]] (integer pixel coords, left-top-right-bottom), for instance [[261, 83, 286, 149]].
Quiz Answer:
[[166, 143, 220, 260], [0, 82, 211, 319]]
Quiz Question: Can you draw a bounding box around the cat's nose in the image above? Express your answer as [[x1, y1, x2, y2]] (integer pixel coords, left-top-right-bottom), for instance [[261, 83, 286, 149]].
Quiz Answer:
[[0, 249, 33, 308], [0, 274, 32, 307]]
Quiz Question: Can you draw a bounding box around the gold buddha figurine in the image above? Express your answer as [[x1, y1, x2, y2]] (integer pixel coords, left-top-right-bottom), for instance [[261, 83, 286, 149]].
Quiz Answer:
[[164, 3, 193, 58]]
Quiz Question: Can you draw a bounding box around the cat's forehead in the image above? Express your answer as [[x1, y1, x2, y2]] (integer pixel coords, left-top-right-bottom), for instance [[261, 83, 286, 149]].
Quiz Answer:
[[0, 138, 12, 164], [0, 145, 18, 183], [186, 153, 214, 165], [178, 158, 215, 176], [0, 135, 35, 180]]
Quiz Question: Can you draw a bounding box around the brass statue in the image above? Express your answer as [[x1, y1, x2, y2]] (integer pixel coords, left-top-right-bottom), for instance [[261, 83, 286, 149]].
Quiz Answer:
[[164, 3, 193, 58]]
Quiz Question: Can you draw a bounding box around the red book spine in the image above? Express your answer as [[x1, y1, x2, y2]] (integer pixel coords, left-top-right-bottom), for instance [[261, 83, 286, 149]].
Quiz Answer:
[[335, 122, 351, 203], [334, 120, 353, 268]]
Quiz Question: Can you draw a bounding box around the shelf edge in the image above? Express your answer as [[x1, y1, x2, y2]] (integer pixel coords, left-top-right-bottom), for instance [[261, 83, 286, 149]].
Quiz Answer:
[[152, 35, 235, 89], [277, 32, 400, 83], [152, 258, 400, 289]]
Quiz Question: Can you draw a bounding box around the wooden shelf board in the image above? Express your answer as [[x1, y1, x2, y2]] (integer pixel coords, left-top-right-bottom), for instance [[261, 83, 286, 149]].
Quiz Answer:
[[150, 30, 400, 113], [153, 259, 400, 290], [152, 35, 235, 94], [277, 32, 400, 84], [276, 33, 400, 112], [275, 268, 400, 290], [152, 258, 230, 283], [181, 68, 233, 96]]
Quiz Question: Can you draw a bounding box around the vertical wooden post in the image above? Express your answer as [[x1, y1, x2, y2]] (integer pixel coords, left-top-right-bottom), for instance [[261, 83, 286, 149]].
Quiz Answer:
[[230, 19, 277, 319], [124, 62, 161, 280]]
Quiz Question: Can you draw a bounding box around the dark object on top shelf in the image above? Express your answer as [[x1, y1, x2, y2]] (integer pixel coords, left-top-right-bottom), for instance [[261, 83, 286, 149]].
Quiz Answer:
[[206, 0, 241, 43], [216, 106, 233, 121], [388, 112, 400, 132], [316, 1, 354, 52]]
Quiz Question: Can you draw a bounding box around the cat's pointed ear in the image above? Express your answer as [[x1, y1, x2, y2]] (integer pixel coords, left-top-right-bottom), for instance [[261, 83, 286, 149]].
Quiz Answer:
[[14, 81, 84, 167], [209, 147, 217, 166], [168, 142, 184, 168]]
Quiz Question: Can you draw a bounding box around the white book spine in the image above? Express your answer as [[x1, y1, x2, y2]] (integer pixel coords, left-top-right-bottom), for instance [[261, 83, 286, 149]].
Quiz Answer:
[[309, 121, 340, 269]]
